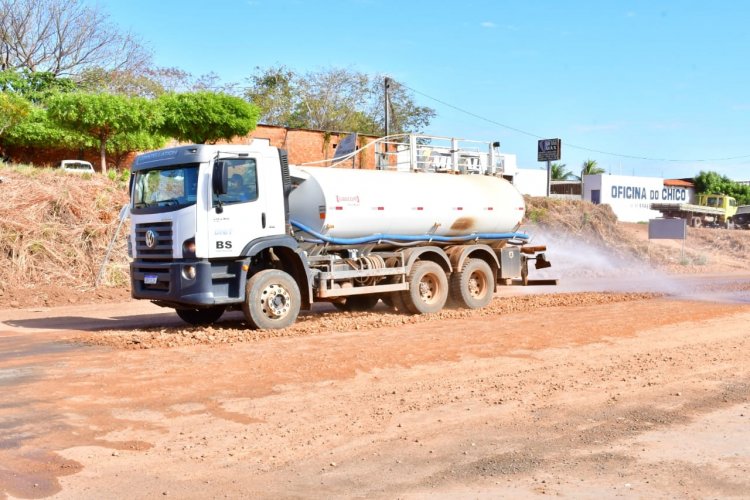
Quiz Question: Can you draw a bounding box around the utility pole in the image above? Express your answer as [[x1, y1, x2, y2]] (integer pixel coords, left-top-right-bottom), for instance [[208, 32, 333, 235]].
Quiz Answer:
[[384, 77, 392, 137], [546, 160, 551, 197]]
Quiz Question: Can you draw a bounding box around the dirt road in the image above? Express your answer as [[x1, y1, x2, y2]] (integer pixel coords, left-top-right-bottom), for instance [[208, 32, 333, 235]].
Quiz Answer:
[[1, 274, 749, 499]]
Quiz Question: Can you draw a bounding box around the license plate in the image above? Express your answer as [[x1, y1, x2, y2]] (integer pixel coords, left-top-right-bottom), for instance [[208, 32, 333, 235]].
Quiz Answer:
[[144, 275, 158, 285]]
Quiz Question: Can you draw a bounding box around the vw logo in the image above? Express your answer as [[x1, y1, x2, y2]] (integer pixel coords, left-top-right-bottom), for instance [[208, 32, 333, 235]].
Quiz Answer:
[[145, 230, 157, 248]]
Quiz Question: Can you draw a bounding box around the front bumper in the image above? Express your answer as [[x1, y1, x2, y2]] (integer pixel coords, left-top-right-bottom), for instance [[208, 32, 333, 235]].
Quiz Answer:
[[130, 259, 246, 307]]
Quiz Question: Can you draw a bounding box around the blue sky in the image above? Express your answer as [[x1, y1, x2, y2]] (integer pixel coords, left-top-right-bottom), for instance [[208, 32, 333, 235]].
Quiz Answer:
[[92, 0, 749, 180]]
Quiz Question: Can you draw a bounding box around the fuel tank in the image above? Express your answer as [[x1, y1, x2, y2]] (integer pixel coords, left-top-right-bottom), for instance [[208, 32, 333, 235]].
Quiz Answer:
[[289, 166, 526, 239]]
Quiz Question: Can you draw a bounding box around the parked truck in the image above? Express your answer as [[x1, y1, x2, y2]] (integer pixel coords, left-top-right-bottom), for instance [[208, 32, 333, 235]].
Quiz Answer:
[[735, 205, 750, 229], [650, 194, 738, 228], [128, 141, 553, 329]]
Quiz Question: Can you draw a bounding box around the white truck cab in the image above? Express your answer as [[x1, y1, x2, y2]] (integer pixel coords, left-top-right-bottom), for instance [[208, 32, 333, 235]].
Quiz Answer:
[[129, 143, 300, 324]]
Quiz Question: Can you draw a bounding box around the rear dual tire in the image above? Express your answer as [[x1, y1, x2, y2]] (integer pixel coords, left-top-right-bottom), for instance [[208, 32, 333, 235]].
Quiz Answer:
[[398, 261, 449, 314], [449, 258, 495, 309]]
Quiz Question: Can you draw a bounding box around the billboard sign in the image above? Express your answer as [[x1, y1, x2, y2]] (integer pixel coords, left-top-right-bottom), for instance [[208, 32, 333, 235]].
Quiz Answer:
[[538, 138, 561, 162]]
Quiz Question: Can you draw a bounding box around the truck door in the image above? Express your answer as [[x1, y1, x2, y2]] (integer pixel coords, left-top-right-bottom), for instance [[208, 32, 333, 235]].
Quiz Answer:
[[207, 157, 270, 259]]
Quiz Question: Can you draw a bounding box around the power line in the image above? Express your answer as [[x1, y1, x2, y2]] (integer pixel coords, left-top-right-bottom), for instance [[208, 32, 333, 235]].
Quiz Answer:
[[398, 82, 750, 163]]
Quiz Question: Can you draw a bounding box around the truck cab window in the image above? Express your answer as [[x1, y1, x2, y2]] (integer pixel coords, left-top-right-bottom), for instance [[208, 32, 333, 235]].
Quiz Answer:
[[216, 159, 258, 205], [132, 165, 199, 212]]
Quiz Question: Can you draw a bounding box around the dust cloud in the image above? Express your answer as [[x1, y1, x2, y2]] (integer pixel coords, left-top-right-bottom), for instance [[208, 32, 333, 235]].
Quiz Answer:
[[521, 229, 714, 297]]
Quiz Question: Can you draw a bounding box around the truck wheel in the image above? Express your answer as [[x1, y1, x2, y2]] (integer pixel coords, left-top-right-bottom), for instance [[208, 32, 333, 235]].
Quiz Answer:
[[175, 306, 225, 326], [449, 259, 495, 309], [243, 270, 300, 330], [334, 294, 380, 312], [402, 261, 448, 314]]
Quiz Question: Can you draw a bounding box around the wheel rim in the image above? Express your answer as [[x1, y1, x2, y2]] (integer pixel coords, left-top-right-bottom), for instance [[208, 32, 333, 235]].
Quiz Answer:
[[418, 274, 440, 304], [260, 283, 291, 319], [468, 270, 488, 298]]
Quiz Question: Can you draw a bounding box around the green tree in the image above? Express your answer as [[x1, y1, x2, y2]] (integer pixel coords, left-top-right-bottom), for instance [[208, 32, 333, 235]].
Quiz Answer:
[[550, 162, 574, 180], [245, 66, 435, 135], [0, 91, 31, 137], [694, 170, 750, 205], [294, 67, 376, 132], [47, 92, 162, 173], [374, 78, 435, 135], [0, 70, 78, 103], [107, 130, 168, 169], [578, 159, 605, 179], [245, 66, 298, 126], [3, 105, 92, 150], [0, 70, 90, 154], [158, 91, 259, 144], [694, 170, 729, 195]]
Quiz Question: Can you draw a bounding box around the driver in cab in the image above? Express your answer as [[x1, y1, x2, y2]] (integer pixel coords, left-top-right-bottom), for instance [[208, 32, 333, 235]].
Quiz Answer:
[[228, 174, 254, 202]]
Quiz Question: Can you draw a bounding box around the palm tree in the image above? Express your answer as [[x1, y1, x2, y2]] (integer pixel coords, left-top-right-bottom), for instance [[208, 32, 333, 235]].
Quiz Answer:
[[550, 162, 574, 180], [576, 159, 605, 179]]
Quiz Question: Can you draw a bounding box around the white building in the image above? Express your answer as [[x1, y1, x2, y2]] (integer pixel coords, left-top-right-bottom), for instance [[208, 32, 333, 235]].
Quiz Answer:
[[513, 168, 548, 197], [582, 174, 695, 223]]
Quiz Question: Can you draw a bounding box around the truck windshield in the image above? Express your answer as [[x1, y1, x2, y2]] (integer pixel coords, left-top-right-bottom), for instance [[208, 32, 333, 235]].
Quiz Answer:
[[132, 164, 199, 212]]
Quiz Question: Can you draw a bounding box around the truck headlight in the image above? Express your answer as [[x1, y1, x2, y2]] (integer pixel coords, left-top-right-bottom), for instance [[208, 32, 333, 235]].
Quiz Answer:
[[182, 265, 197, 280], [182, 238, 196, 258]]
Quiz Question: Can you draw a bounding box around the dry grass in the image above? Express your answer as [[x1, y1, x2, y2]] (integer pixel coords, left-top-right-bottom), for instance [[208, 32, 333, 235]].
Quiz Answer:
[[0, 163, 130, 297], [525, 196, 648, 258], [525, 196, 750, 271]]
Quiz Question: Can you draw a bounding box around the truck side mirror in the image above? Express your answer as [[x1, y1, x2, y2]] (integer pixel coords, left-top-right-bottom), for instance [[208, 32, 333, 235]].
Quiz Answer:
[[212, 161, 228, 195]]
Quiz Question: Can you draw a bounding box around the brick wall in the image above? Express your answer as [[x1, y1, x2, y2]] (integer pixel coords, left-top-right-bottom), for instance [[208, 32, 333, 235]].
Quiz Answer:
[[246, 125, 379, 169], [3, 124, 380, 171]]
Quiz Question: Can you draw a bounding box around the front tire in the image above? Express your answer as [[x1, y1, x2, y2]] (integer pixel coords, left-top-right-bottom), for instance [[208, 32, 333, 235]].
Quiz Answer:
[[243, 270, 300, 330], [175, 306, 226, 326]]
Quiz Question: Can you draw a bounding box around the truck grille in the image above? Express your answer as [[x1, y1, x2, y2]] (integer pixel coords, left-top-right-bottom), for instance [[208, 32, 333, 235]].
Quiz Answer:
[[132, 263, 171, 293], [135, 221, 173, 261]]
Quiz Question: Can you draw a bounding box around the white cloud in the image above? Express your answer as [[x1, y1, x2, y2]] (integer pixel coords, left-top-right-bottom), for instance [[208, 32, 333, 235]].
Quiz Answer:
[[481, 21, 496, 29]]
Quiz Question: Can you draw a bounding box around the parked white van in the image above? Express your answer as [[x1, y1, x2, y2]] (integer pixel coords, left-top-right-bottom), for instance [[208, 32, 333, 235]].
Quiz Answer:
[[59, 160, 95, 174]]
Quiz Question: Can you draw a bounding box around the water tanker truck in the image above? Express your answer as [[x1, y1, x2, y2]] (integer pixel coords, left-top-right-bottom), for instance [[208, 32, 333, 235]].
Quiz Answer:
[[128, 142, 553, 329]]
